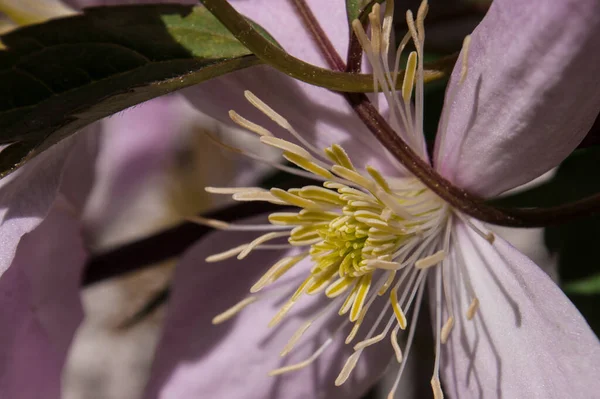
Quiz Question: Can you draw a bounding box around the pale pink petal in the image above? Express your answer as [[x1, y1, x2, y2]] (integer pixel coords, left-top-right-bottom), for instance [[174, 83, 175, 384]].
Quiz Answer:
[[183, 0, 393, 172], [0, 198, 88, 398], [0, 135, 89, 275], [441, 220, 600, 398], [145, 215, 390, 399], [64, 0, 196, 7], [434, 0, 600, 196]]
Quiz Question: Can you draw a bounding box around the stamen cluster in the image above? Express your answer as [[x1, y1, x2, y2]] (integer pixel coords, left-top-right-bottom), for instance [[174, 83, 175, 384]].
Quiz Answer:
[[197, 1, 490, 398]]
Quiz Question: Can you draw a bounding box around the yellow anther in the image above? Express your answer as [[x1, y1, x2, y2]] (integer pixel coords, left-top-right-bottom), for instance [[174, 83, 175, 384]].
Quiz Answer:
[[467, 297, 479, 320], [229, 110, 273, 136], [284, 151, 334, 179], [260, 136, 312, 159], [350, 274, 372, 322], [390, 290, 408, 329], [335, 351, 361, 386], [415, 250, 446, 269], [212, 296, 257, 324], [441, 316, 454, 344], [402, 51, 418, 102]]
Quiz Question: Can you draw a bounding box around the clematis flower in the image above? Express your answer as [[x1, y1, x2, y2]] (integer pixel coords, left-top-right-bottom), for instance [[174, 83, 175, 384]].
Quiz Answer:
[[145, 0, 600, 398]]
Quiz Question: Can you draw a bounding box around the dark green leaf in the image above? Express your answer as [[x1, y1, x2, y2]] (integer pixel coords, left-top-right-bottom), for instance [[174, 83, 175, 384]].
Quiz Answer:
[[345, 0, 385, 24], [0, 4, 262, 177], [345, 0, 365, 23]]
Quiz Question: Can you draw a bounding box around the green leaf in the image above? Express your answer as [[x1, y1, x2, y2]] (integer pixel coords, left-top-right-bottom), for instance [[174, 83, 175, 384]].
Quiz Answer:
[[345, 0, 384, 24], [564, 273, 600, 295], [0, 4, 262, 177]]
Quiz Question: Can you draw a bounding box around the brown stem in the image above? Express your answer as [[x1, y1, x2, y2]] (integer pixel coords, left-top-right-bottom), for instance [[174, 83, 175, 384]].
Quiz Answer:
[[292, 0, 600, 227]]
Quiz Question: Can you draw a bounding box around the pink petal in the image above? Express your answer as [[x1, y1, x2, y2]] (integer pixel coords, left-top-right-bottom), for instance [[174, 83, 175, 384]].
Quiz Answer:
[[183, 0, 394, 172], [0, 198, 88, 398], [441, 220, 600, 398], [82, 96, 190, 235], [144, 215, 390, 399], [434, 0, 600, 196], [0, 136, 86, 275], [64, 0, 197, 7]]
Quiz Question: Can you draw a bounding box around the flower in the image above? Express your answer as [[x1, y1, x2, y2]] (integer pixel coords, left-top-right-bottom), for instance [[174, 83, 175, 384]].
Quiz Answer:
[[145, 0, 600, 398]]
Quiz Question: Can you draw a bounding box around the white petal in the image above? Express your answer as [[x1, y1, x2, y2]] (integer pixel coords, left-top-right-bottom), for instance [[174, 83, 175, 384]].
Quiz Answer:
[[442, 220, 600, 398]]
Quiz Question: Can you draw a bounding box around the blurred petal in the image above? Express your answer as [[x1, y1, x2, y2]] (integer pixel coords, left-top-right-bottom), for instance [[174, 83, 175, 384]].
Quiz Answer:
[[0, 198, 88, 398], [435, 0, 600, 196], [0, 0, 76, 25], [184, 0, 393, 172], [145, 215, 390, 399], [0, 136, 84, 275], [82, 97, 190, 235], [442, 221, 600, 398]]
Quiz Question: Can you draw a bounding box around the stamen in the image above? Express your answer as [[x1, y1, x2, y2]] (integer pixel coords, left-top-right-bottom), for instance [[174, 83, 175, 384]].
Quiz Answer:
[[228, 110, 273, 136], [416, 0, 429, 42], [270, 188, 324, 210], [431, 377, 444, 399], [260, 136, 312, 159], [431, 266, 444, 399], [459, 35, 472, 84], [387, 272, 427, 399], [212, 296, 257, 324], [284, 151, 334, 179], [269, 338, 333, 376], [350, 274, 372, 322], [353, 331, 385, 351], [244, 90, 325, 157], [455, 212, 495, 243], [238, 232, 290, 259], [441, 316, 454, 344], [187, 215, 291, 232], [206, 186, 265, 194], [415, 250, 446, 269], [381, 0, 395, 58], [206, 244, 247, 262], [378, 271, 397, 296], [335, 351, 362, 386], [467, 297, 479, 320], [232, 191, 288, 205], [331, 165, 377, 192], [281, 320, 312, 356], [390, 290, 407, 329], [402, 52, 417, 102], [251, 254, 306, 293], [368, 4, 382, 54], [366, 165, 392, 192], [390, 325, 403, 362], [375, 189, 414, 219]]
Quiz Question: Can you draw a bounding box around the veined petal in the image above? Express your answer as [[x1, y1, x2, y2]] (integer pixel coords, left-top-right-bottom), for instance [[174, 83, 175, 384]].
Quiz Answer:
[[442, 220, 600, 398], [0, 198, 88, 398], [435, 0, 600, 197], [144, 215, 390, 399], [183, 0, 394, 173]]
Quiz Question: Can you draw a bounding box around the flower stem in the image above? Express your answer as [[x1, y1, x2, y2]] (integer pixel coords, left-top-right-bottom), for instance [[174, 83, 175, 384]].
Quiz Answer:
[[292, 0, 600, 228], [199, 0, 451, 92]]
